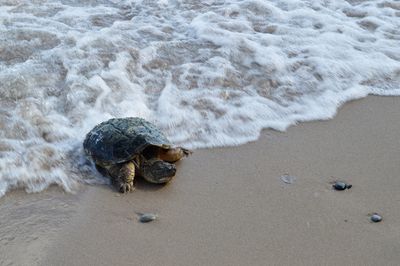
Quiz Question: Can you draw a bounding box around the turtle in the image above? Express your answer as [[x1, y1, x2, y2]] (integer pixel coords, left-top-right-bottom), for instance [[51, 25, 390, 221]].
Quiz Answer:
[[83, 117, 191, 193]]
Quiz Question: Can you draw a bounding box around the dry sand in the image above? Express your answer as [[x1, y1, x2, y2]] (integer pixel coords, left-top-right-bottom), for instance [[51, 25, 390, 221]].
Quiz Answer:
[[1, 96, 400, 266]]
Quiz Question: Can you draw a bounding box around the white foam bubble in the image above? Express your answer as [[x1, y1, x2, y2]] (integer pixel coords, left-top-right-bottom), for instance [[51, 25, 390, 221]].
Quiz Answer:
[[0, 0, 399, 196]]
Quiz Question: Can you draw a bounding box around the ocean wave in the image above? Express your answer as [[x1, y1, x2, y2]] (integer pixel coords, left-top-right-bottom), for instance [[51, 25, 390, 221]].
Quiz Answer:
[[0, 0, 399, 196]]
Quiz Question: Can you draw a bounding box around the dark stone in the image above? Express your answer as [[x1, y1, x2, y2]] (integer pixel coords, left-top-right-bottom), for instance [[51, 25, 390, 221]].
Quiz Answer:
[[333, 182, 347, 190], [370, 214, 382, 223], [139, 213, 157, 223], [333, 181, 352, 190]]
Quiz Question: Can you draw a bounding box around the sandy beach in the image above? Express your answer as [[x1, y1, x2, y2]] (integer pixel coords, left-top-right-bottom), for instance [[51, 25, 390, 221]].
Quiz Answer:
[[1, 96, 400, 266]]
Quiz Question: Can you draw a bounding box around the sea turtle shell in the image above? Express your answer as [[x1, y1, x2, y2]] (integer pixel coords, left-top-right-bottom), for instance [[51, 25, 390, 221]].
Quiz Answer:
[[83, 117, 171, 166]]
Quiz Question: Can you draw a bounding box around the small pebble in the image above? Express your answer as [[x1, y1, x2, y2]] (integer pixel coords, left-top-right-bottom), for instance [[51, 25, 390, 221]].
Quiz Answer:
[[139, 213, 157, 223], [370, 214, 382, 223], [332, 181, 352, 190], [333, 181, 347, 190], [280, 174, 296, 184]]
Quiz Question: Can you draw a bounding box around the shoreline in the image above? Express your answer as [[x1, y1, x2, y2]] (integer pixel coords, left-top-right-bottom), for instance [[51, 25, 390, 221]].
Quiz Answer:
[[1, 95, 400, 265]]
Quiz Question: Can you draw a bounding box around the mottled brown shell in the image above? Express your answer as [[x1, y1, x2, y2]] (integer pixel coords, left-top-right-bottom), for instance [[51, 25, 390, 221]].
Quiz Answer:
[[83, 117, 171, 166]]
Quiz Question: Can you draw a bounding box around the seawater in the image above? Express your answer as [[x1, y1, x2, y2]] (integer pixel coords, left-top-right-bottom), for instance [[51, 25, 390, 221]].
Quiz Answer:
[[1, 0, 399, 197]]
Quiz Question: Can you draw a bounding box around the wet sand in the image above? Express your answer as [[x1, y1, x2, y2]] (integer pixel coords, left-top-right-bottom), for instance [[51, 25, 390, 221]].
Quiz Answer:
[[2, 96, 400, 265]]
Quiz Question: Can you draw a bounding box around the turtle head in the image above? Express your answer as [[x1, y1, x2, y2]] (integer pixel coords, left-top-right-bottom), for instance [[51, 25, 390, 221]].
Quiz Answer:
[[141, 159, 176, 184]]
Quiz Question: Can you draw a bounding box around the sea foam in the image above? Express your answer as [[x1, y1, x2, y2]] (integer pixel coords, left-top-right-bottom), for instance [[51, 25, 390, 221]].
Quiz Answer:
[[0, 0, 399, 196]]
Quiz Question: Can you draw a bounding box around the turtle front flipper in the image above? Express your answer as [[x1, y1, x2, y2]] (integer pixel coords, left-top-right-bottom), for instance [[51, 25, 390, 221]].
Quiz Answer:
[[108, 161, 136, 193], [157, 147, 192, 163]]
